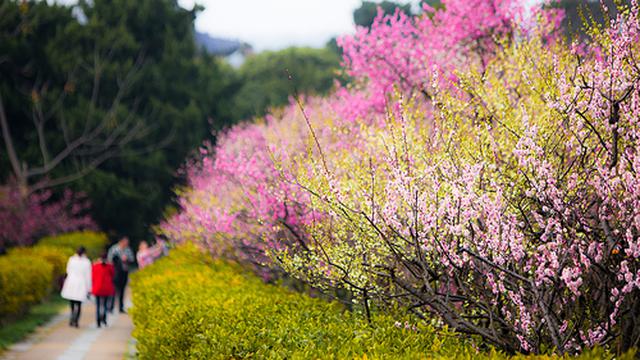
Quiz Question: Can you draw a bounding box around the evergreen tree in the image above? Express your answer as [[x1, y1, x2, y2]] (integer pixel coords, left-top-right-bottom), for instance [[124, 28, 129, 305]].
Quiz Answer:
[[0, 0, 238, 243]]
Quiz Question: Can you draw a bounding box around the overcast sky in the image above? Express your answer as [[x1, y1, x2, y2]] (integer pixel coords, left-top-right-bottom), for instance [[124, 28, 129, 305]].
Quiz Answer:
[[179, 0, 544, 51], [177, 0, 385, 51], [57, 0, 540, 52]]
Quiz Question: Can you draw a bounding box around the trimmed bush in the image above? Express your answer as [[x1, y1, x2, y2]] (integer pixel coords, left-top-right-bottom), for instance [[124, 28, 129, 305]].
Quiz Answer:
[[131, 245, 465, 359], [131, 245, 630, 359], [38, 231, 107, 259], [9, 245, 72, 280], [0, 232, 107, 321], [0, 254, 53, 319]]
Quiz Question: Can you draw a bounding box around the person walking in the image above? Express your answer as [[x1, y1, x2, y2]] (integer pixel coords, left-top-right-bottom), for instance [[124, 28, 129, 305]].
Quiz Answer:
[[61, 246, 92, 327], [107, 237, 134, 313], [92, 252, 115, 327]]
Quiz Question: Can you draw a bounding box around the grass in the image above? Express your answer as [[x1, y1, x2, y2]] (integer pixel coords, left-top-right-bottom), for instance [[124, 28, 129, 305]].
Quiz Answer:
[[0, 294, 67, 351]]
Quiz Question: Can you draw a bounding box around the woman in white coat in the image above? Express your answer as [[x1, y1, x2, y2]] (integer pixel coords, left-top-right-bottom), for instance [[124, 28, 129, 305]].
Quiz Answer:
[[61, 246, 92, 327]]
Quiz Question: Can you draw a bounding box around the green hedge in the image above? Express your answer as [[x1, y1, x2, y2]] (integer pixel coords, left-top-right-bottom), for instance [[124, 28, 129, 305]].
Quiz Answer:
[[130, 245, 632, 359], [38, 231, 108, 259], [1, 231, 107, 321], [0, 254, 53, 319], [9, 245, 72, 280], [131, 245, 471, 359]]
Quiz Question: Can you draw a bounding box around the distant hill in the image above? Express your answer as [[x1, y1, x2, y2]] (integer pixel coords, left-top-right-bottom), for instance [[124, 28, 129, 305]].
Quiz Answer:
[[195, 32, 251, 56]]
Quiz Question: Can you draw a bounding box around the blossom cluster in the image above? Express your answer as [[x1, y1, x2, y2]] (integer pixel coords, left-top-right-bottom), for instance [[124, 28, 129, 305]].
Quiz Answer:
[[0, 184, 95, 249]]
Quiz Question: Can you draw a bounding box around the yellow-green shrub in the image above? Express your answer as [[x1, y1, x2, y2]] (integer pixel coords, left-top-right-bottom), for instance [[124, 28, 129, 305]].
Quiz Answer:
[[38, 231, 107, 259], [0, 231, 107, 321], [133, 246, 466, 359], [8, 245, 72, 280], [131, 245, 633, 359], [0, 254, 53, 319]]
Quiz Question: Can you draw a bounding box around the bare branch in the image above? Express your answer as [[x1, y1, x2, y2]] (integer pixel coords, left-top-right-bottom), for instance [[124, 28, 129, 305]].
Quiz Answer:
[[30, 148, 117, 192], [0, 93, 24, 184], [24, 51, 147, 184]]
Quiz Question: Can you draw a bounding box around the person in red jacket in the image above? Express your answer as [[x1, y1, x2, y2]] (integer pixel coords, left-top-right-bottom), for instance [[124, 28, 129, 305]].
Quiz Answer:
[[92, 252, 115, 327]]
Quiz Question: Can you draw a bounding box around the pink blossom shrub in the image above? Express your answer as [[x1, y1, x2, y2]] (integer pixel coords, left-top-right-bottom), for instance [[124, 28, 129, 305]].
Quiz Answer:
[[0, 184, 95, 249], [158, 0, 640, 354]]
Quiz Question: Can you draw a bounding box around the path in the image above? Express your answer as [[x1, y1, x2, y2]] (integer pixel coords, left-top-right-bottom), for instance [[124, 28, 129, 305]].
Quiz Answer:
[[1, 290, 135, 360]]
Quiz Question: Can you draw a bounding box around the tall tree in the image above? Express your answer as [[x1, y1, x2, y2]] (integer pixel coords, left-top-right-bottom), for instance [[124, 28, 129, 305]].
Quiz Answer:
[[353, 1, 413, 28], [74, 0, 239, 242], [231, 47, 339, 121], [0, 0, 147, 193], [0, 0, 238, 242]]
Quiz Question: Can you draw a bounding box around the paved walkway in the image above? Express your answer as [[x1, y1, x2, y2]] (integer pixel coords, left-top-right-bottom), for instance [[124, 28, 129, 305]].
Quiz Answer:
[[1, 291, 135, 360]]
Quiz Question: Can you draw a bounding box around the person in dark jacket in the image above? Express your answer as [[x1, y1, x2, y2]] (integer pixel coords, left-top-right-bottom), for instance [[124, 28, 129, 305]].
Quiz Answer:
[[111, 254, 128, 313], [92, 252, 115, 327], [107, 237, 134, 313]]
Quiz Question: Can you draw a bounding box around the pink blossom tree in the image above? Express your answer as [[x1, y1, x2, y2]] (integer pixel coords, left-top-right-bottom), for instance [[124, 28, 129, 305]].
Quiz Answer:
[[0, 183, 95, 250]]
